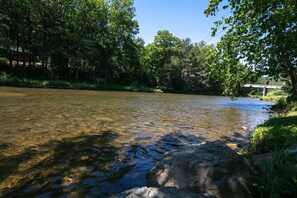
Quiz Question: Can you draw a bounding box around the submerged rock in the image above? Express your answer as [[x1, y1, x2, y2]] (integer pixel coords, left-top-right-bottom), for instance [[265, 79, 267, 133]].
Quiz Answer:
[[147, 141, 253, 198], [111, 187, 215, 198]]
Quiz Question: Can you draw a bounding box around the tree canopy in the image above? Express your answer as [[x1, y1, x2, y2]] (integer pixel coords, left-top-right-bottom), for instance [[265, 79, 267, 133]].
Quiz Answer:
[[205, 0, 297, 97], [0, 0, 220, 94]]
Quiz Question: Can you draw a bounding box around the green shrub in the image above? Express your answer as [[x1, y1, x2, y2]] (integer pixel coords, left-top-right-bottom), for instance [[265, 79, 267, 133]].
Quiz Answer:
[[267, 89, 287, 96], [289, 102, 297, 111], [253, 149, 297, 198], [250, 113, 297, 153], [251, 109, 297, 197], [260, 95, 287, 103], [0, 57, 9, 65]]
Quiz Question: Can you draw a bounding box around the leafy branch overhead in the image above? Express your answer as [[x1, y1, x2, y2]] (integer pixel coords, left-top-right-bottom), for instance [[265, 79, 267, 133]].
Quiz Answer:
[[205, 0, 297, 97]]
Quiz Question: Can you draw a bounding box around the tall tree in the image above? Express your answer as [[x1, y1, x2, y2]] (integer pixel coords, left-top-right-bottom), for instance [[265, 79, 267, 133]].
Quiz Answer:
[[104, 0, 139, 83], [205, 0, 297, 97], [143, 30, 183, 87]]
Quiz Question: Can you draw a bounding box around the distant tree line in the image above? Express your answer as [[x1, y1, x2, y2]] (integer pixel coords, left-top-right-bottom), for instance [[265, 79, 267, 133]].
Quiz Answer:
[[0, 0, 221, 93]]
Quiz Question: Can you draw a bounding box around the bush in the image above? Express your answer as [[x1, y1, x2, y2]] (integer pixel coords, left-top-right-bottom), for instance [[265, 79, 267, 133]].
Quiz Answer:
[[250, 113, 297, 153], [0, 57, 10, 73], [250, 109, 297, 197], [0, 72, 19, 85], [253, 149, 297, 198], [0, 57, 8, 65], [267, 89, 287, 96]]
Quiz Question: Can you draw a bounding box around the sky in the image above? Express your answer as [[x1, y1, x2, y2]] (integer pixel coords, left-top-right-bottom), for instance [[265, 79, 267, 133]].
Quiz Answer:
[[134, 0, 229, 45]]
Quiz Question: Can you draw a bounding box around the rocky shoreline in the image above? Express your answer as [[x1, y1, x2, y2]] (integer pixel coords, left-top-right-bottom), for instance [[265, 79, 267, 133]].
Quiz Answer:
[[113, 141, 257, 198], [112, 140, 296, 197]]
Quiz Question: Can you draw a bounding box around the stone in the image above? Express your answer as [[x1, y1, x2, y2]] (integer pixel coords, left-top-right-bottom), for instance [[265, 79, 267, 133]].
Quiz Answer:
[[147, 141, 253, 198], [251, 152, 273, 174], [111, 187, 215, 198], [252, 144, 297, 175]]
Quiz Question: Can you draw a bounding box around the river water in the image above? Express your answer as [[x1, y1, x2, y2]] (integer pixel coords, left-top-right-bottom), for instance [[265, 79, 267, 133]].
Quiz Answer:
[[0, 87, 273, 197]]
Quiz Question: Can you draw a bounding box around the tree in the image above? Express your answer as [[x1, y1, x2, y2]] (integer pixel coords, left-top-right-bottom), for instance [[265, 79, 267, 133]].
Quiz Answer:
[[180, 40, 216, 92], [205, 0, 297, 97], [143, 30, 183, 88], [104, 0, 139, 83]]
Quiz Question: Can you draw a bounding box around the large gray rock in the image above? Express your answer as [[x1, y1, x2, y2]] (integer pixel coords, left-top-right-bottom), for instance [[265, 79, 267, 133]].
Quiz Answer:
[[111, 187, 215, 198], [252, 144, 297, 175], [147, 141, 253, 198]]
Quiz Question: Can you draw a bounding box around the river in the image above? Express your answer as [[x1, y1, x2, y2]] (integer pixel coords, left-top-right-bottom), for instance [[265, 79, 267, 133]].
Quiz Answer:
[[0, 87, 273, 197]]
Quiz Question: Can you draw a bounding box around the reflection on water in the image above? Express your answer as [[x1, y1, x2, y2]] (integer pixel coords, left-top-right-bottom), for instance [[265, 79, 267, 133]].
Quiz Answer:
[[0, 87, 273, 197]]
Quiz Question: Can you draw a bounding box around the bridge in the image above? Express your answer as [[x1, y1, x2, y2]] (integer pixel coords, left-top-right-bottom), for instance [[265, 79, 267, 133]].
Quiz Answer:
[[243, 84, 282, 96]]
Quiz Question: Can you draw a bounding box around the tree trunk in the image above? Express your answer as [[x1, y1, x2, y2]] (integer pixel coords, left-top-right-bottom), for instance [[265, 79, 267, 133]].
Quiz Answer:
[[29, 54, 32, 67], [7, 46, 13, 69], [286, 62, 297, 97], [22, 47, 26, 67], [283, 51, 297, 97], [75, 67, 79, 81], [51, 67, 54, 78], [28, 11, 32, 68], [16, 34, 19, 66]]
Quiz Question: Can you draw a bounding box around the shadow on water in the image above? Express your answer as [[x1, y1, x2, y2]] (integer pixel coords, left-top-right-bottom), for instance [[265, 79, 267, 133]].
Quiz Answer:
[[0, 132, 121, 197], [147, 141, 255, 198], [221, 132, 251, 150], [0, 131, 205, 197]]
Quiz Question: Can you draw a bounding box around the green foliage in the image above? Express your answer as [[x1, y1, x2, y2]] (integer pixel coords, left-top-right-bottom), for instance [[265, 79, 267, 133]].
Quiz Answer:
[[0, 57, 9, 73], [250, 113, 297, 153], [142, 32, 220, 93], [0, 0, 140, 83], [250, 109, 297, 197], [289, 102, 297, 112], [142, 30, 183, 87], [261, 95, 287, 103], [253, 149, 297, 198], [0, 72, 161, 93], [205, 0, 297, 97], [0, 57, 8, 65], [207, 49, 255, 97]]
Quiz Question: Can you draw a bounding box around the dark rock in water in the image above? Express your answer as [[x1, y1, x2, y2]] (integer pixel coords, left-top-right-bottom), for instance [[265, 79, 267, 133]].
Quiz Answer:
[[147, 141, 253, 198], [111, 187, 215, 198]]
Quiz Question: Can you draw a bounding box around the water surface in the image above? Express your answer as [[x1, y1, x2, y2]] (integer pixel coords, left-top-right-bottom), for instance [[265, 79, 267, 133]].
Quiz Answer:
[[0, 87, 273, 197]]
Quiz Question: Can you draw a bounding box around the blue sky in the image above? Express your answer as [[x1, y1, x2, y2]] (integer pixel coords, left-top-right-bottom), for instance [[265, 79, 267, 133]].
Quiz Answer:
[[134, 0, 229, 45]]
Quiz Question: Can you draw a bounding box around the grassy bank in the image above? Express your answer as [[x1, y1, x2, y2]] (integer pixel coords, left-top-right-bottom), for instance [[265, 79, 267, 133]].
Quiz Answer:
[[0, 72, 222, 95], [0, 72, 162, 93], [250, 101, 297, 197]]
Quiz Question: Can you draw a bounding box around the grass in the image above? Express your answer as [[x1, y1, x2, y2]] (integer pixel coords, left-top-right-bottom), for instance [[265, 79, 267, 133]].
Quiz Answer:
[[248, 88, 288, 103], [250, 103, 297, 197], [250, 111, 297, 153], [0, 72, 162, 93]]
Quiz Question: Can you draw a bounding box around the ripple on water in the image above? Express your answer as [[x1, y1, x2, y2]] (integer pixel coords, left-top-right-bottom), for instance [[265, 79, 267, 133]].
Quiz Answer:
[[0, 87, 273, 197]]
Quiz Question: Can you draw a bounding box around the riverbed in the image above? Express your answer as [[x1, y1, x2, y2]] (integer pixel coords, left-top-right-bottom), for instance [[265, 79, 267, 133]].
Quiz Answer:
[[0, 87, 273, 197]]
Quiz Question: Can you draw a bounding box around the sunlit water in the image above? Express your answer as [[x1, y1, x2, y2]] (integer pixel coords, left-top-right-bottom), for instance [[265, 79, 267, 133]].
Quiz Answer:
[[0, 87, 273, 197]]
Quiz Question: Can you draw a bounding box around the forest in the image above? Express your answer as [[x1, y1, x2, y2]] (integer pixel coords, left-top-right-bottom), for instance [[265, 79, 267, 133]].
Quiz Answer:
[[0, 1, 297, 197], [1, 0, 296, 97], [0, 0, 222, 94]]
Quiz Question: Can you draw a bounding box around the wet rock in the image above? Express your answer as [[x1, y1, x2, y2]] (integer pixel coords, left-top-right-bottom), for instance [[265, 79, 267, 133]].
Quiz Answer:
[[111, 187, 215, 198], [147, 141, 253, 198]]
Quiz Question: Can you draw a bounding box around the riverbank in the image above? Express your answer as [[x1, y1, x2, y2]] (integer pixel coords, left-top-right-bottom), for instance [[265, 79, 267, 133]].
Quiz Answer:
[[249, 101, 297, 197], [0, 72, 162, 93], [0, 73, 223, 95]]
